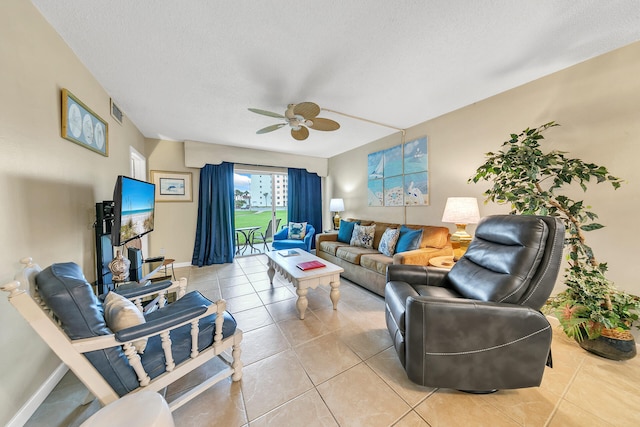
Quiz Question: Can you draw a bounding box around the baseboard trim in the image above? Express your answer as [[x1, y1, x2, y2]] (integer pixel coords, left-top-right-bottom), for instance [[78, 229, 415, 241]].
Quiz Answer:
[[6, 363, 68, 427]]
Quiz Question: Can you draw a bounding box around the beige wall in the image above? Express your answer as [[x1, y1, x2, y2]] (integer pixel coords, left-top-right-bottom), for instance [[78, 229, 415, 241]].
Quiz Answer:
[[146, 140, 330, 263], [329, 42, 640, 306], [0, 1, 146, 424], [146, 139, 200, 263]]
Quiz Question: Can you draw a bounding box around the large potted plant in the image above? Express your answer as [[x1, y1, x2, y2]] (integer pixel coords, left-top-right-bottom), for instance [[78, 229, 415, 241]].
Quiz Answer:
[[470, 121, 639, 360]]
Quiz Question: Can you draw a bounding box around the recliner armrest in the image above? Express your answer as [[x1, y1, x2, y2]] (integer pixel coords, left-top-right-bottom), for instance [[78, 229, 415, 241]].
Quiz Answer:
[[386, 265, 447, 286], [385, 281, 419, 334], [114, 305, 209, 342], [406, 296, 551, 350]]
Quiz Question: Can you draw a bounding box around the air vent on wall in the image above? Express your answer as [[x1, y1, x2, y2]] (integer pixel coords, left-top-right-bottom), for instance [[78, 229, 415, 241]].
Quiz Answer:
[[110, 98, 124, 125]]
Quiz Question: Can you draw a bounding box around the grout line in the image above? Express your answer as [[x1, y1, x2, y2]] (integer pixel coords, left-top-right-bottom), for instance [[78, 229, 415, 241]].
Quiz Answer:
[[543, 355, 586, 427]]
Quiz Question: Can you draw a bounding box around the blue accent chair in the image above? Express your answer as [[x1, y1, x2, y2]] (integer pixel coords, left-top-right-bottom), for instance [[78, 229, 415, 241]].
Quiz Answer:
[[272, 224, 315, 252]]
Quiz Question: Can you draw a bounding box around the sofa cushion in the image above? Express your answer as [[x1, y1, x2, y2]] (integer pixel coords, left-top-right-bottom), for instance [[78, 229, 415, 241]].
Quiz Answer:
[[360, 253, 394, 275], [319, 240, 351, 256], [378, 227, 400, 256], [337, 220, 358, 243], [350, 224, 376, 248], [396, 225, 423, 253], [335, 245, 379, 265]]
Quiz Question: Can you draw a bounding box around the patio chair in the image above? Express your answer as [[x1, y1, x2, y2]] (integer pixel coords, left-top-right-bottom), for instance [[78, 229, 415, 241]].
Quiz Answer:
[[2, 257, 243, 412], [252, 218, 281, 251]]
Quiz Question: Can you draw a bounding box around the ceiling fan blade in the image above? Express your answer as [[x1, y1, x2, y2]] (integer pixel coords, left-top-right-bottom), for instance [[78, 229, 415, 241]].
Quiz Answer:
[[248, 108, 285, 119], [291, 126, 309, 141], [309, 117, 340, 131], [293, 102, 320, 119], [256, 123, 286, 134]]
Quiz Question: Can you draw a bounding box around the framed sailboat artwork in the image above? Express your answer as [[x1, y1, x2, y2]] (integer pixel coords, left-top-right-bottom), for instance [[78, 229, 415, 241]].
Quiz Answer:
[[367, 136, 429, 207], [368, 151, 384, 206], [403, 137, 429, 205]]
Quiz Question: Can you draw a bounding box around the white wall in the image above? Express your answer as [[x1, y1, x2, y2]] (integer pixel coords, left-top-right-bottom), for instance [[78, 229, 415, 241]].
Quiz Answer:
[[0, 1, 146, 424], [328, 42, 640, 314]]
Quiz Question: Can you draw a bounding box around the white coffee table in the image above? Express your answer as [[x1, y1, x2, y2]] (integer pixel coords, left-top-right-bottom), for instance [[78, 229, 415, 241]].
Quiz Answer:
[[265, 249, 344, 319]]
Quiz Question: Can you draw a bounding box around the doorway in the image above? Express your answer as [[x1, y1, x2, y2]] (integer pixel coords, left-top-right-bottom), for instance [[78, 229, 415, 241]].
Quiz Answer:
[[234, 167, 288, 254], [129, 146, 151, 257]]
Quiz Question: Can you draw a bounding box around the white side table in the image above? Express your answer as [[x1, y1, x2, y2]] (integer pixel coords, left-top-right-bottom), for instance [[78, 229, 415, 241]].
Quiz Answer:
[[80, 391, 174, 427]]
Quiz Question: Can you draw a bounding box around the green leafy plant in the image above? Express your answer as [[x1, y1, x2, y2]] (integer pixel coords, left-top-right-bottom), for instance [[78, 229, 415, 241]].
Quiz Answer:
[[470, 121, 639, 341]]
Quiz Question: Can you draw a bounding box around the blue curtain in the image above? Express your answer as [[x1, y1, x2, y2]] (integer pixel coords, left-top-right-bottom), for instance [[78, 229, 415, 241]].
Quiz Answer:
[[192, 162, 235, 266], [288, 168, 322, 249]]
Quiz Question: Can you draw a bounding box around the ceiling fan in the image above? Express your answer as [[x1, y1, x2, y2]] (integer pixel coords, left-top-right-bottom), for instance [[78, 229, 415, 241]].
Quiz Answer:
[[248, 102, 340, 141]]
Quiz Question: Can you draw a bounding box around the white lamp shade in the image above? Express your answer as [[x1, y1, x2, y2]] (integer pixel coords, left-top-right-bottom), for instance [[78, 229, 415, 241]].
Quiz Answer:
[[441, 197, 480, 224], [329, 198, 345, 212]]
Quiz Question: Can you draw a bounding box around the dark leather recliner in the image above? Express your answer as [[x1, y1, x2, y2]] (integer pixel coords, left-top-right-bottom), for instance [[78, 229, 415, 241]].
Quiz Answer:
[[385, 215, 564, 392]]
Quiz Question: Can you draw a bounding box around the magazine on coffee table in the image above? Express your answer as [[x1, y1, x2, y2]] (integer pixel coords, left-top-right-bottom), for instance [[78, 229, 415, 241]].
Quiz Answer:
[[278, 249, 300, 257], [296, 260, 326, 271]]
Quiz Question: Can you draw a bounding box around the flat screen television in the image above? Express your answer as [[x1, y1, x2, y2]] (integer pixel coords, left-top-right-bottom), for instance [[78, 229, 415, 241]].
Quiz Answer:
[[111, 175, 156, 247]]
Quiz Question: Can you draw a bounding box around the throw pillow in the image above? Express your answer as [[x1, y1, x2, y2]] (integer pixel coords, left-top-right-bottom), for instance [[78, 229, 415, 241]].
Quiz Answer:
[[288, 222, 307, 240], [350, 224, 376, 248], [337, 220, 359, 243], [378, 227, 400, 257], [103, 291, 147, 353], [396, 225, 424, 253]]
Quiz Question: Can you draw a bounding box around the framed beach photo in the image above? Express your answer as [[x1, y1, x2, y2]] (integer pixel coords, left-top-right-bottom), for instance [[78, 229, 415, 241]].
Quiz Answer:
[[150, 170, 193, 202], [61, 88, 109, 156]]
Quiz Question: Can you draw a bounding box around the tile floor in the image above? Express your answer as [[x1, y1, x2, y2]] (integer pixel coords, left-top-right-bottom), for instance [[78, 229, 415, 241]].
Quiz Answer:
[[26, 254, 640, 427]]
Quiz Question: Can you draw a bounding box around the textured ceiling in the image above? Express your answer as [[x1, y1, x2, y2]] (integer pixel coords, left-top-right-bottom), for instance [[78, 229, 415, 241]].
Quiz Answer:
[[32, 1, 640, 158]]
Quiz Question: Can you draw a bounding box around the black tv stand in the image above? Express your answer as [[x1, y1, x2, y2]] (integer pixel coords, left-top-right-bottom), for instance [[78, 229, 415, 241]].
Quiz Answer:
[[94, 201, 115, 294]]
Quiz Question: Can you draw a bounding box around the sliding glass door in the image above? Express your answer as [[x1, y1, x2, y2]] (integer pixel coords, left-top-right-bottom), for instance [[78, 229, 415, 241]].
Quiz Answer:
[[234, 168, 288, 254]]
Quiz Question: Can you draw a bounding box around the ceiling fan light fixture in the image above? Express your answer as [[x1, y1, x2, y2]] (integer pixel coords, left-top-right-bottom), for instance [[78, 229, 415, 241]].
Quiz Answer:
[[248, 101, 339, 141]]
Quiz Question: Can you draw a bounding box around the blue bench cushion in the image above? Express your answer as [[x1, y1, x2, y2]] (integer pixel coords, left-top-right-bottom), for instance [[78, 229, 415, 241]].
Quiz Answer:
[[36, 262, 237, 396]]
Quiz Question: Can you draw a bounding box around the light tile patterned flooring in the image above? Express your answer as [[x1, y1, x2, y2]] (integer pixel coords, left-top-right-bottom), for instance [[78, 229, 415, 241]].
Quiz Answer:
[[27, 254, 640, 426]]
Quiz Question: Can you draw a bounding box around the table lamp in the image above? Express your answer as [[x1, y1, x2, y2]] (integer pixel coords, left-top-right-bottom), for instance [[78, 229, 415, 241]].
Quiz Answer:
[[329, 198, 345, 230], [441, 197, 480, 261]]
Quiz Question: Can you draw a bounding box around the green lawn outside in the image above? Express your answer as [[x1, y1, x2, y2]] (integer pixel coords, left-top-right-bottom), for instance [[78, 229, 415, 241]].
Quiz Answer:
[[234, 209, 288, 244]]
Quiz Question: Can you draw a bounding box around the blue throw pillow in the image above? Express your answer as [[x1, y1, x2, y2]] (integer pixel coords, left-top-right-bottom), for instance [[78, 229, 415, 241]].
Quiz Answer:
[[395, 225, 423, 253], [288, 222, 307, 240], [337, 220, 358, 243]]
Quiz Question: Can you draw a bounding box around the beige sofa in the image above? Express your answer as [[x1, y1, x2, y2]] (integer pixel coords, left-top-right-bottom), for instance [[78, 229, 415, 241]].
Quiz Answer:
[[315, 219, 453, 296]]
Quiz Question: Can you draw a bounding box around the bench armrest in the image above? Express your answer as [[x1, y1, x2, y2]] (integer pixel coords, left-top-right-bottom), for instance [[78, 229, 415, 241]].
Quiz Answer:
[[115, 305, 209, 342]]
